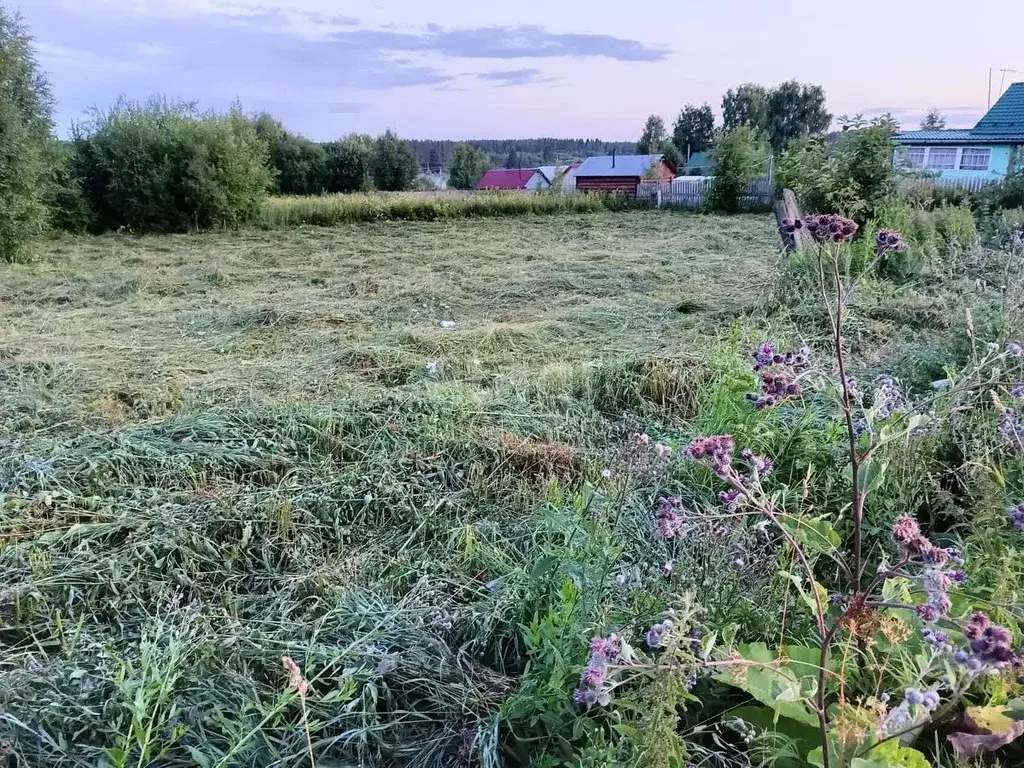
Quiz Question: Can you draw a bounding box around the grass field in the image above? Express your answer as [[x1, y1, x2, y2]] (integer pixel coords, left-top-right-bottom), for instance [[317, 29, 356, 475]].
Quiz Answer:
[[1, 212, 775, 430], [0, 211, 781, 766]]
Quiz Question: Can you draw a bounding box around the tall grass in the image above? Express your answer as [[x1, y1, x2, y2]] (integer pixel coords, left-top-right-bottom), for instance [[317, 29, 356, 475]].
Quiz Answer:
[[258, 191, 643, 227]]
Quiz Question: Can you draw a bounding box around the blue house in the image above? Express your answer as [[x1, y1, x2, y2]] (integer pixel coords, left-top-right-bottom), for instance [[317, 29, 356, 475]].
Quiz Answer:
[[894, 82, 1024, 182]]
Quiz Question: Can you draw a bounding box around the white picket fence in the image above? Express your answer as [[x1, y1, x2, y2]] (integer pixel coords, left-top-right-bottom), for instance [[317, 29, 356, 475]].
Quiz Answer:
[[636, 177, 774, 209], [899, 176, 1001, 194]]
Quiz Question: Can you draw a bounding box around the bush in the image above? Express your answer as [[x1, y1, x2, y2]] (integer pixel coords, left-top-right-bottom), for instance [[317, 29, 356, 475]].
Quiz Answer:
[[44, 140, 95, 234], [932, 203, 978, 253], [447, 143, 491, 190], [71, 98, 273, 233], [707, 127, 765, 213], [253, 114, 328, 196], [975, 170, 1024, 213], [980, 207, 1024, 248], [0, 8, 55, 261], [324, 135, 372, 193], [777, 117, 897, 221], [370, 130, 418, 191]]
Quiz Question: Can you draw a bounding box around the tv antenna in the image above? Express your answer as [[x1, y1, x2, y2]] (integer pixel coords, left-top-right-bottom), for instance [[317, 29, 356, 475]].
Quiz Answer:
[[990, 67, 1021, 107]]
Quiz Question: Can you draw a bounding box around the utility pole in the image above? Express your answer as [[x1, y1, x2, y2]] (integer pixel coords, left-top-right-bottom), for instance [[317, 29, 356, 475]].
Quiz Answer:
[[988, 68, 993, 109]]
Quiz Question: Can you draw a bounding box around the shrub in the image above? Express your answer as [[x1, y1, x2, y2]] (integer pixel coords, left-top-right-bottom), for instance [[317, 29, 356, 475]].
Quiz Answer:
[[778, 117, 897, 222], [932, 203, 978, 254], [447, 143, 491, 190], [980, 207, 1024, 248], [324, 135, 372, 193], [370, 130, 418, 191], [707, 127, 765, 213], [0, 8, 55, 261], [44, 140, 95, 234], [72, 98, 273, 233], [975, 171, 1024, 213], [253, 114, 328, 195]]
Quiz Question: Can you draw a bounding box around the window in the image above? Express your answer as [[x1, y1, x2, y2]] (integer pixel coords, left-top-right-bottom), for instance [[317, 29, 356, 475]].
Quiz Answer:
[[960, 147, 991, 171], [906, 146, 926, 166], [925, 147, 957, 170]]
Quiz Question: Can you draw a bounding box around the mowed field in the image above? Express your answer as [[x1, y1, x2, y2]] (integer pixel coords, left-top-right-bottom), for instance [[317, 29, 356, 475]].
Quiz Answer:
[[0, 212, 780, 767], [2, 212, 776, 429]]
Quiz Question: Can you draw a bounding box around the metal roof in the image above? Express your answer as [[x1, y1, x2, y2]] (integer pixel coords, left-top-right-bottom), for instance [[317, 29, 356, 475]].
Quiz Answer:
[[574, 154, 663, 178], [535, 165, 578, 182], [973, 82, 1024, 137], [475, 168, 537, 190], [894, 130, 974, 144], [894, 83, 1024, 144]]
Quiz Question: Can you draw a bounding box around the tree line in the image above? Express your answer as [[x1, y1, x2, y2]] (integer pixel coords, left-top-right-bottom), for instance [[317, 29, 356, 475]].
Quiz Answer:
[[636, 81, 832, 171], [407, 139, 636, 171]]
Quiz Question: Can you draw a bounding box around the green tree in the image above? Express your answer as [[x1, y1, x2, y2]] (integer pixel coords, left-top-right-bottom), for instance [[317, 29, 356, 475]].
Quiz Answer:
[[370, 129, 418, 191], [777, 115, 897, 220], [427, 147, 442, 172], [0, 8, 55, 261], [503, 149, 521, 169], [448, 143, 491, 190], [722, 83, 770, 133], [637, 114, 668, 154], [671, 104, 715, 157], [707, 127, 766, 213], [252, 113, 329, 195], [325, 134, 372, 193], [767, 80, 831, 151], [72, 98, 272, 232], [659, 143, 685, 174], [920, 108, 946, 130]]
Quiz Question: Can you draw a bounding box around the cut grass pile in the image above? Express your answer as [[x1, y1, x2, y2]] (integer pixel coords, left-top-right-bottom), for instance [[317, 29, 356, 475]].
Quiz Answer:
[[0, 212, 778, 766]]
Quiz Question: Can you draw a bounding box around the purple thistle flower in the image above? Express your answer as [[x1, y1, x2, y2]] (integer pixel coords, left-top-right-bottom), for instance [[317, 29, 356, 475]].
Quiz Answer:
[[1009, 504, 1024, 530], [646, 620, 672, 649], [805, 213, 859, 244], [655, 497, 687, 539], [876, 228, 907, 256]]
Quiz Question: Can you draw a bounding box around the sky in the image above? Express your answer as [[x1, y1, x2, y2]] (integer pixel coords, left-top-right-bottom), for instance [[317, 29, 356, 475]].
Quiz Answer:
[[17, 0, 1024, 141]]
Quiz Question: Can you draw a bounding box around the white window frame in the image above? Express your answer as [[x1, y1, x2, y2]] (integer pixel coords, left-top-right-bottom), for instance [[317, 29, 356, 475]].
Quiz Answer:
[[924, 147, 958, 170], [959, 146, 991, 171], [905, 146, 926, 167]]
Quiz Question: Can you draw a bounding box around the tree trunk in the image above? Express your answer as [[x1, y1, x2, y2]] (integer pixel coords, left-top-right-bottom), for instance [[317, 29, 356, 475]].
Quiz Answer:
[[774, 188, 810, 252]]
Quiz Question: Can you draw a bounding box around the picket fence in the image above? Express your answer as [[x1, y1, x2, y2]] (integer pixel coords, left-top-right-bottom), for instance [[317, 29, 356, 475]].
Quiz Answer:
[[899, 176, 1001, 194], [636, 177, 774, 209]]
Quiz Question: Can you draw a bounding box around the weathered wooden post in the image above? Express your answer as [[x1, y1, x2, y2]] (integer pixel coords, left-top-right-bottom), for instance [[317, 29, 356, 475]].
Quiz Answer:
[[773, 188, 810, 253]]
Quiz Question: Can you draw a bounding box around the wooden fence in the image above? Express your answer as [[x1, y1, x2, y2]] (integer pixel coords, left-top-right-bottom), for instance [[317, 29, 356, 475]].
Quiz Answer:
[[636, 177, 774, 209], [899, 176, 1001, 194]]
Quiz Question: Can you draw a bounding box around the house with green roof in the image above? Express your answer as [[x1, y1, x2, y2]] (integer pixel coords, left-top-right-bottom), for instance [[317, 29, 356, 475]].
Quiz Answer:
[[894, 82, 1024, 183]]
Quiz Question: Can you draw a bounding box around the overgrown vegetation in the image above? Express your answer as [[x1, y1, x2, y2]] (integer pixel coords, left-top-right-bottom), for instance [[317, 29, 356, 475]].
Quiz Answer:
[[447, 143, 492, 190], [707, 127, 767, 213], [69, 98, 274, 233], [0, 7, 54, 262], [258, 189, 646, 226], [4, 201, 1024, 766]]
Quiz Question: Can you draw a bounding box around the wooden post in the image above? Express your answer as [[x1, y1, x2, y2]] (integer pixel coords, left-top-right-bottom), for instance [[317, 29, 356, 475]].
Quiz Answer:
[[774, 188, 810, 253]]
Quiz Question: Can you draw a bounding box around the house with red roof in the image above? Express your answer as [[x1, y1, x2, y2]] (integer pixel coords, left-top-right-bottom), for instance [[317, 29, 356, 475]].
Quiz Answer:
[[475, 168, 537, 190]]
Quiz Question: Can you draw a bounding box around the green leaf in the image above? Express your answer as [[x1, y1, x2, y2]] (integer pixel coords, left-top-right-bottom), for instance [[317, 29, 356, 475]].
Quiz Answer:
[[779, 517, 841, 555], [780, 570, 829, 614], [857, 459, 888, 497], [530, 556, 559, 580], [1006, 698, 1024, 721], [881, 576, 913, 604], [187, 747, 213, 768], [717, 644, 818, 727]]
